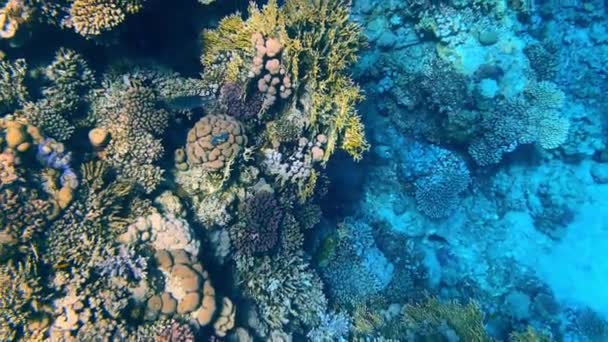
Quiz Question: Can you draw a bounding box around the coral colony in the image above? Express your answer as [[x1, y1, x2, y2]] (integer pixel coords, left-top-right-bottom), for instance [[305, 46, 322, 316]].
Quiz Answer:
[[1, 0, 608, 340]]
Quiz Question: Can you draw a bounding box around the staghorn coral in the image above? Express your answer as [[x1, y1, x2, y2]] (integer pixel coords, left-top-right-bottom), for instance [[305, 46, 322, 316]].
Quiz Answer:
[[236, 254, 328, 336], [185, 114, 247, 172]]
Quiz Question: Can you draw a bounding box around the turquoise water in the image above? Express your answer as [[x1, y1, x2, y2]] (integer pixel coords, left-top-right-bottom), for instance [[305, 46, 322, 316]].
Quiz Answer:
[[0, 0, 607, 341]]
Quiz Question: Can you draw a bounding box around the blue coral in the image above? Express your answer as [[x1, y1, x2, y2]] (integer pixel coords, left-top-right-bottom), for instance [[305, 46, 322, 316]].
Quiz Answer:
[[320, 219, 394, 306]]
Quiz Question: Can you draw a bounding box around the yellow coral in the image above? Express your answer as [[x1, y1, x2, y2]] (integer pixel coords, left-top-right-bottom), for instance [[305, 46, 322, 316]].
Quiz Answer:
[[342, 114, 369, 161], [69, 0, 126, 36], [403, 298, 492, 341], [201, 15, 253, 67]]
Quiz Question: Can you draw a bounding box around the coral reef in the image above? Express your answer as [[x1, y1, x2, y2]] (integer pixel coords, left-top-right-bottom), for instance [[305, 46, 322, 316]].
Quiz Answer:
[[2, 0, 607, 340]]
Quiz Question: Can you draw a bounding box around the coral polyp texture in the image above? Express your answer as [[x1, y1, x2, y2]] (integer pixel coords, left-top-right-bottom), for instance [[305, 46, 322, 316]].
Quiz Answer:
[[1, 0, 608, 340], [185, 114, 247, 172]]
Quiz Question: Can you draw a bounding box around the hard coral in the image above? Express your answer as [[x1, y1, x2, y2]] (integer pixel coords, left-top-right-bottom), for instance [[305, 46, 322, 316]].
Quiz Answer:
[[0, 59, 28, 113], [186, 114, 247, 172], [21, 48, 95, 141], [201, 0, 367, 161], [68, 0, 144, 37], [0, 258, 47, 341], [0, 0, 32, 39], [414, 154, 471, 219], [469, 95, 569, 166], [236, 254, 328, 335], [231, 191, 283, 256], [219, 82, 264, 120], [402, 298, 491, 341]]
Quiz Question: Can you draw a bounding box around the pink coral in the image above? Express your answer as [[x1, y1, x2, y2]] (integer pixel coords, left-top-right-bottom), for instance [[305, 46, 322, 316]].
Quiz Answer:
[[156, 320, 195, 342]]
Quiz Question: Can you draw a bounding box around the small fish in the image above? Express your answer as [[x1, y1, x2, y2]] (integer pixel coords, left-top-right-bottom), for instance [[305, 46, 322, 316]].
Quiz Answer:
[[164, 95, 213, 111]]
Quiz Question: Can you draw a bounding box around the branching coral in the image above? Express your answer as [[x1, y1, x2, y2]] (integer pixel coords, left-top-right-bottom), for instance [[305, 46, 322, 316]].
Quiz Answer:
[[236, 254, 328, 336], [0, 258, 48, 341], [201, 0, 368, 162], [0, 0, 32, 39], [307, 311, 352, 342], [0, 117, 78, 258], [469, 92, 570, 166], [319, 219, 394, 307], [414, 152, 471, 219], [20, 48, 95, 141], [0, 59, 28, 113], [67, 0, 146, 37], [92, 77, 172, 192], [402, 298, 491, 341]]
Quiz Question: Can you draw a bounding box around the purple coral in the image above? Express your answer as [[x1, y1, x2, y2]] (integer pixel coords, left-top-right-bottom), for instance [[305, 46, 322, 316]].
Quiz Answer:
[[234, 191, 283, 255], [98, 245, 148, 281], [219, 82, 264, 120]]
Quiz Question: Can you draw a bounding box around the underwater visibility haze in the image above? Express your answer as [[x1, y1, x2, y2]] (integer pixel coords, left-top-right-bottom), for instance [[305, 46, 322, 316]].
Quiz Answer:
[[0, 0, 607, 341]]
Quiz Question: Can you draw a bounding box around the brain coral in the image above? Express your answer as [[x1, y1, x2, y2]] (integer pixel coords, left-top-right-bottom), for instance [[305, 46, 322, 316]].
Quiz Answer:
[[186, 114, 247, 172]]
